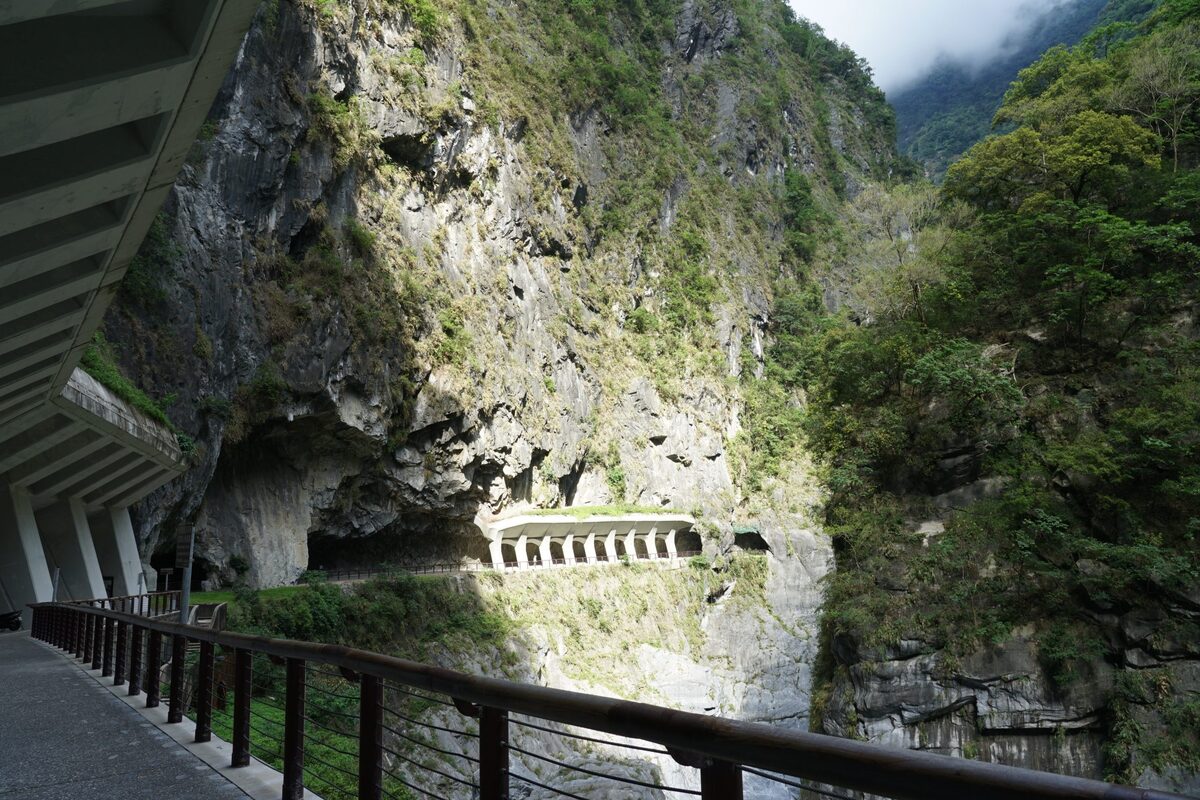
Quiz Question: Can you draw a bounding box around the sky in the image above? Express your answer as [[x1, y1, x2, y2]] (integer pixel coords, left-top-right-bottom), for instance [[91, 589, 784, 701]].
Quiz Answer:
[[787, 0, 1065, 92]]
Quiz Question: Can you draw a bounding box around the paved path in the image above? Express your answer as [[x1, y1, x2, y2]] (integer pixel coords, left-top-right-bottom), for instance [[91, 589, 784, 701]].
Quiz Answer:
[[0, 631, 250, 800]]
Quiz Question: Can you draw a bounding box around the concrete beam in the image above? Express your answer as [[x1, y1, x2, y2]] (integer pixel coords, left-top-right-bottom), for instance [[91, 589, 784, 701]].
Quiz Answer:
[[604, 530, 618, 562], [5, 430, 107, 487], [106, 468, 179, 510], [89, 506, 141, 596], [643, 526, 659, 560], [0, 336, 70, 382], [0, 484, 53, 622], [37, 447, 138, 498], [81, 460, 164, 507], [0, 202, 124, 285], [0, 415, 83, 473], [488, 540, 505, 571], [35, 496, 105, 601]]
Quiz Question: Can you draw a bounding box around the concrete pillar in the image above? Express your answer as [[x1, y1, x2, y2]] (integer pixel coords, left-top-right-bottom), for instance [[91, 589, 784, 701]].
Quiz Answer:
[[584, 532, 598, 564], [35, 497, 106, 601], [666, 528, 678, 559], [643, 526, 659, 560], [516, 534, 530, 569], [603, 529, 617, 562], [488, 539, 505, 570], [89, 506, 142, 597], [563, 534, 576, 566], [0, 484, 53, 625], [538, 536, 553, 568], [624, 528, 637, 560]]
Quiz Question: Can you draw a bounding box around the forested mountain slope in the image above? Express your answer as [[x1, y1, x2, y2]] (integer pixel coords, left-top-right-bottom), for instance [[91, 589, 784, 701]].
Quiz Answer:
[[890, 0, 1157, 178], [800, 1, 1200, 791]]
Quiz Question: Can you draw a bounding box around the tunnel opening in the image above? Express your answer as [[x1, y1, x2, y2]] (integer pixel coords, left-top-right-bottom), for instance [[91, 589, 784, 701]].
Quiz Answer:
[[675, 530, 703, 555]]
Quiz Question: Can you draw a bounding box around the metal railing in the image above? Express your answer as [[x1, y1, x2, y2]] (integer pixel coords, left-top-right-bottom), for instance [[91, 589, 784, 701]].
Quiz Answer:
[[28, 596, 1186, 800], [61, 590, 182, 617], [312, 552, 705, 583]]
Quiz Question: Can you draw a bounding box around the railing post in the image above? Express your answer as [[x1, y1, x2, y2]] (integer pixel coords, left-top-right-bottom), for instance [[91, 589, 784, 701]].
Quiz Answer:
[[359, 674, 383, 800], [146, 630, 162, 708], [129, 625, 144, 696], [480, 706, 509, 800], [53, 606, 63, 647], [74, 610, 85, 658], [168, 633, 186, 723], [113, 620, 127, 686], [101, 617, 114, 677], [283, 658, 305, 800], [91, 614, 103, 669], [231, 648, 252, 767], [700, 760, 743, 800], [195, 640, 214, 743]]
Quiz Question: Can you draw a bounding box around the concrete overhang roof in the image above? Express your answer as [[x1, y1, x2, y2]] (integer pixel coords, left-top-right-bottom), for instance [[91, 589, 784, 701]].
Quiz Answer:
[[487, 513, 696, 543], [0, 367, 185, 511], [0, 0, 257, 508]]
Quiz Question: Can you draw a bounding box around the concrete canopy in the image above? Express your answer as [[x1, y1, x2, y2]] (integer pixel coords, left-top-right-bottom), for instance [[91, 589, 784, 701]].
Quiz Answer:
[[0, 0, 258, 508], [0, 1, 257, 615], [487, 513, 697, 544]]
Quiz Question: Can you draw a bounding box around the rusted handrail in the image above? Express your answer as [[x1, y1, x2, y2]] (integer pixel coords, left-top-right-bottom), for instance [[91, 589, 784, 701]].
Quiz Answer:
[[27, 599, 1187, 800]]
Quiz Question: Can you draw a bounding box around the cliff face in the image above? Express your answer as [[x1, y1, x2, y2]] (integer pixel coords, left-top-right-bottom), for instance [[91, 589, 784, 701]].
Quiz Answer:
[[98, 0, 892, 752], [105, 0, 890, 586]]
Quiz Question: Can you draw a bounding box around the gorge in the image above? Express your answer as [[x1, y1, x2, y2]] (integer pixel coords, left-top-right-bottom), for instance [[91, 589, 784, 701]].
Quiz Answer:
[[87, 0, 1200, 796]]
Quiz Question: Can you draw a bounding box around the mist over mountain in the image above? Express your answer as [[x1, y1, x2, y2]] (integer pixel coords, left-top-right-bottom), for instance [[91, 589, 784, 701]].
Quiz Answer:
[[889, 0, 1158, 177]]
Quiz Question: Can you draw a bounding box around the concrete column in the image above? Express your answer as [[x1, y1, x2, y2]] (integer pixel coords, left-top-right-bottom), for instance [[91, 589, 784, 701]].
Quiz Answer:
[[516, 534, 529, 569], [563, 534, 576, 566], [0, 484, 53, 625], [624, 528, 637, 560], [584, 532, 598, 564], [488, 539, 505, 570], [666, 528, 678, 559], [642, 526, 659, 560], [89, 506, 142, 596], [603, 529, 617, 562], [35, 497, 106, 601], [538, 536, 553, 568]]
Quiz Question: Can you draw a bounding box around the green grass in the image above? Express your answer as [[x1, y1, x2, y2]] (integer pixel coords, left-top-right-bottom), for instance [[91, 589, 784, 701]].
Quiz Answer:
[[190, 586, 306, 607], [526, 504, 686, 518]]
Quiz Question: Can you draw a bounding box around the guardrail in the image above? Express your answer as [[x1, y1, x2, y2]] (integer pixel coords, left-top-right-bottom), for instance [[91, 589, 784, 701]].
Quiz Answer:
[[60, 590, 182, 617], [311, 552, 705, 583], [28, 598, 1187, 800]]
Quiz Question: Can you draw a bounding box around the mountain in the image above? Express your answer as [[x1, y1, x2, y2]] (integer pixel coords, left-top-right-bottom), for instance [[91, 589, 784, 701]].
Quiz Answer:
[[93, 0, 1199, 794], [891, 0, 1158, 178]]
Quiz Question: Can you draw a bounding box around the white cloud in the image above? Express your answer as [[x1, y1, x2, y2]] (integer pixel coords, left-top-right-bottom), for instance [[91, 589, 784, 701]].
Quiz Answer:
[[787, 0, 1065, 92]]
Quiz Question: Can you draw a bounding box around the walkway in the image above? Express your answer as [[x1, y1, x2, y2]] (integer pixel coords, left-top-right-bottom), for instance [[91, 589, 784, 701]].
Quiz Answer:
[[0, 630, 250, 800]]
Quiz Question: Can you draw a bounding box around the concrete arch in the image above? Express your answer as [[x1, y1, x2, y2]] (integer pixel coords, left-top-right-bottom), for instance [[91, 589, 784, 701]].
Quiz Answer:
[[500, 541, 518, 567]]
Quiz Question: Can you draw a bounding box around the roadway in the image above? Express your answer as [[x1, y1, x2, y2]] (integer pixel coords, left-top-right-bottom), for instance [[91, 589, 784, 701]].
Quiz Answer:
[[0, 630, 249, 800]]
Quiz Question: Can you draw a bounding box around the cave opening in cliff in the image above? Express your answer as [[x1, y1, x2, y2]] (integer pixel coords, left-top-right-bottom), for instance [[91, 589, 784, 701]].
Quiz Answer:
[[675, 530, 702, 554]]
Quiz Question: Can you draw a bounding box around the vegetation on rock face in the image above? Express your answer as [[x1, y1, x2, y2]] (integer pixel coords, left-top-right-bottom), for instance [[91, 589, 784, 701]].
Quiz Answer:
[[795, 0, 1200, 776]]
